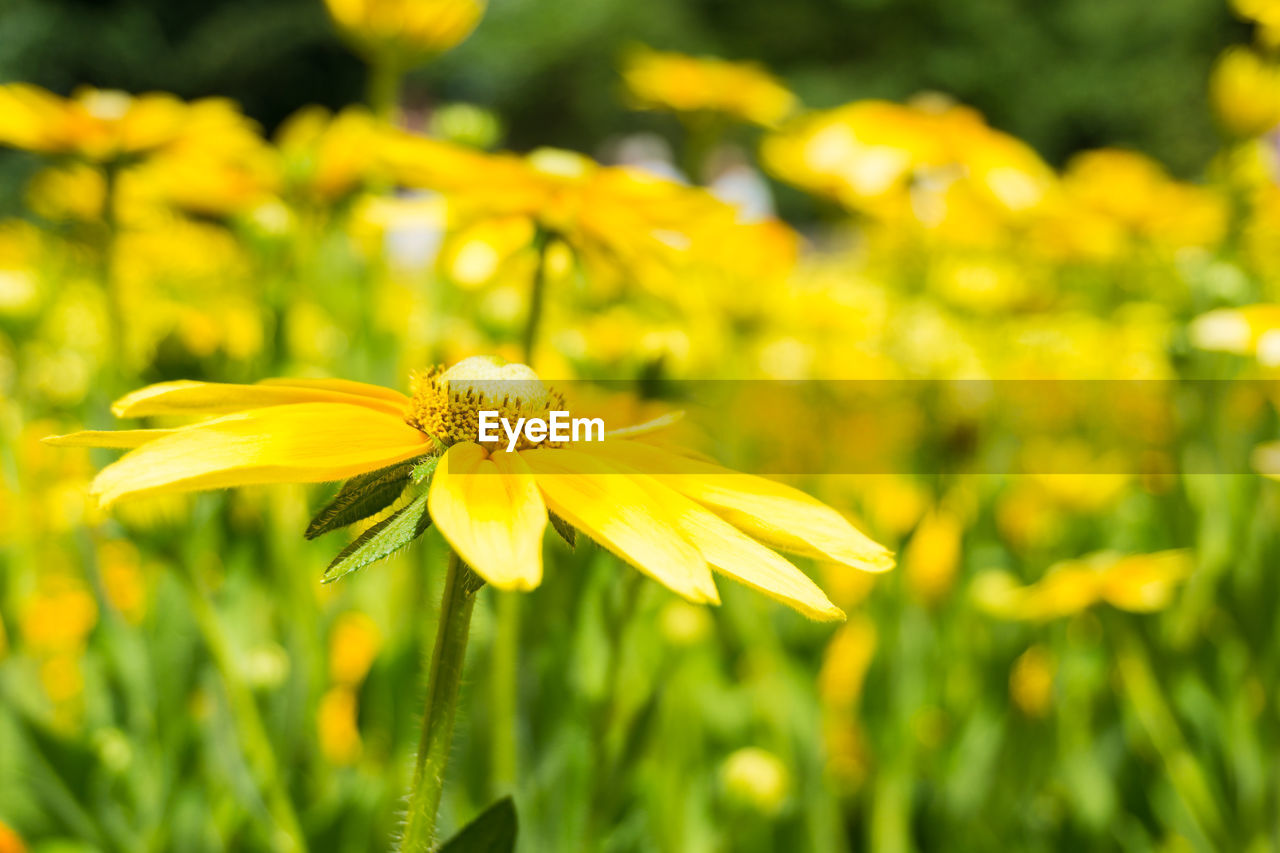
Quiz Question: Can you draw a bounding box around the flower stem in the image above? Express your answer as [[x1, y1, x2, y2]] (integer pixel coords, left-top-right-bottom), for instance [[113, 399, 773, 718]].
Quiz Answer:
[[400, 550, 483, 852], [520, 229, 553, 365], [177, 565, 307, 853], [367, 55, 403, 124]]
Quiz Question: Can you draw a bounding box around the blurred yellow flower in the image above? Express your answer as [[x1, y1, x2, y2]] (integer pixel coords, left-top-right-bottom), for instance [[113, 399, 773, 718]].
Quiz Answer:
[[386, 137, 757, 293], [276, 105, 388, 204], [1009, 645, 1055, 718], [973, 550, 1192, 621], [1232, 0, 1280, 47], [330, 611, 383, 685], [1190, 304, 1280, 365], [720, 747, 791, 815], [1211, 47, 1280, 139], [621, 45, 797, 128], [763, 98, 1054, 230], [325, 0, 484, 67], [20, 573, 98, 654], [0, 85, 188, 162], [903, 504, 964, 606], [99, 539, 149, 624], [819, 613, 876, 712], [48, 356, 892, 619], [0, 819, 24, 853], [318, 686, 364, 765]]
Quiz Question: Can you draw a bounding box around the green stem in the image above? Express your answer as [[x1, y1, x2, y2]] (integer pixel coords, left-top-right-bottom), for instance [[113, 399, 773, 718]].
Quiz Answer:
[[367, 55, 403, 124], [400, 551, 483, 852], [489, 590, 519, 794], [178, 566, 307, 853], [521, 230, 553, 365], [99, 160, 127, 382]]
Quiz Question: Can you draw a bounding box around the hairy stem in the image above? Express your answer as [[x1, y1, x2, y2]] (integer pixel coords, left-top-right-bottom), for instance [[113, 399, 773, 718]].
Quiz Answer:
[[400, 550, 482, 852]]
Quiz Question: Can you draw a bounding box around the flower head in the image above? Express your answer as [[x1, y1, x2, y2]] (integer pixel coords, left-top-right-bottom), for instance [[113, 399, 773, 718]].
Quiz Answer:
[[47, 357, 892, 620], [621, 45, 797, 128], [325, 0, 484, 67], [385, 136, 759, 291], [973, 550, 1192, 621], [0, 85, 190, 162], [1210, 47, 1280, 139]]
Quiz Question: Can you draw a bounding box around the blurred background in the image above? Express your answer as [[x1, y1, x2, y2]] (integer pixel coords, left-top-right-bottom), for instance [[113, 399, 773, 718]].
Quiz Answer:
[[4, 0, 1280, 851]]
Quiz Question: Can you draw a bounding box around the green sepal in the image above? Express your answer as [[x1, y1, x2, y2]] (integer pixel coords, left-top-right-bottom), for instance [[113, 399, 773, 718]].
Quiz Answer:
[[438, 796, 517, 853], [411, 454, 441, 485], [548, 512, 577, 550], [305, 460, 418, 540], [321, 490, 432, 584]]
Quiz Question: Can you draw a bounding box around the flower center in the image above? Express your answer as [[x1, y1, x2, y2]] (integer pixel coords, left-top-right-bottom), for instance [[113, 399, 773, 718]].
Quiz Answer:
[[405, 355, 567, 451]]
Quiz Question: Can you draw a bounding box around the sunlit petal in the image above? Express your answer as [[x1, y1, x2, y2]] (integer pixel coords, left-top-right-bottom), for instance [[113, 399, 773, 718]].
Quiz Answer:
[[92, 403, 430, 506], [521, 446, 719, 604], [580, 440, 894, 572], [429, 443, 546, 590], [112, 379, 407, 419]]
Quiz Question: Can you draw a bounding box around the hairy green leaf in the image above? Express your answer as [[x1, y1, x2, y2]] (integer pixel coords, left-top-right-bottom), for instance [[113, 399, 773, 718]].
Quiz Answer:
[[549, 512, 576, 549], [305, 460, 417, 540], [321, 491, 432, 584]]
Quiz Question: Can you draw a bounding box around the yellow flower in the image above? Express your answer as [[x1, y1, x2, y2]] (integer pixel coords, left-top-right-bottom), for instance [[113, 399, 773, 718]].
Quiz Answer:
[[325, 0, 484, 67], [1232, 0, 1280, 47], [763, 98, 1053, 230], [48, 356, 892, 619], [973, 550, 1192, 621], [1211, 47, 1280, 139], [318, 686, 364, 765], [1053, 149, 1226, 252], [0, 819, 24, 853], [385, 137, 753, 292], [621, 45, 797, 128], [329, 611, 383, 685], [720, 747, 791, 815], [276, 105, 388, 204], [0, 84, 189, 162], [903, 504, 964, 606], [1009, 645, 1055, 718], [1190, 304, 1280, 364]]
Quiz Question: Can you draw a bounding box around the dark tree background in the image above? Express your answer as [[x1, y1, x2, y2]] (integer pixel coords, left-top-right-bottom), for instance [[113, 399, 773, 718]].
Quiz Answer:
[[0, 0, 1247, 187]]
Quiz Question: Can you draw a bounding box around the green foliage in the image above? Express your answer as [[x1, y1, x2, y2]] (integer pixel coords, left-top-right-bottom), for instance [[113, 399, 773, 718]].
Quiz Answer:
[[305, 459, 418, 540], [321, 490, 433, 583], [438, 797, 518, 853]]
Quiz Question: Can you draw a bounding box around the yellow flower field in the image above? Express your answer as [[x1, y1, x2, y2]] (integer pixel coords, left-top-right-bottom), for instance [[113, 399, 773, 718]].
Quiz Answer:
[[2, 0, 1280, 851]]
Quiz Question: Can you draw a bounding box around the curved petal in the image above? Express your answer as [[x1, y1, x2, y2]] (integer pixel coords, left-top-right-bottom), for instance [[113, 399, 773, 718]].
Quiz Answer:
[[429, 444, 547, 591], [258, 377, 411, 407], [604, 410, 684, 440], [92, 403, 431, 506], [112, 380, 407, 419], [630, 474, 844, 621], [43, 428, 179, 449], [521, 447, 719, 605], [580, 440, 894, 573]]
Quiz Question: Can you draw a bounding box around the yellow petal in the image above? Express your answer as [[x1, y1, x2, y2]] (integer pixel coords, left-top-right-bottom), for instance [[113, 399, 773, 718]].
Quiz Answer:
[[43, 428, 179, 449], [521, 447, 719, 604], [631, 474, 844, 620], [604, 410, 684, 439], [92, 403, 430, 506], [112, 379, 406, 419], [579, 441, 894, 573], [429, 443, 546, 591], [258, 376, 411, 406]]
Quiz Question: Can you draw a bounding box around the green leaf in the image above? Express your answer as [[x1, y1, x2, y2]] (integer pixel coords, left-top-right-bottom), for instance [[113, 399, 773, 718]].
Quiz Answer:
[[305, 460, 417, 540], [438, 797, 517, 853], [548, 511, 576, 549], [321, 490, 432, 584]]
